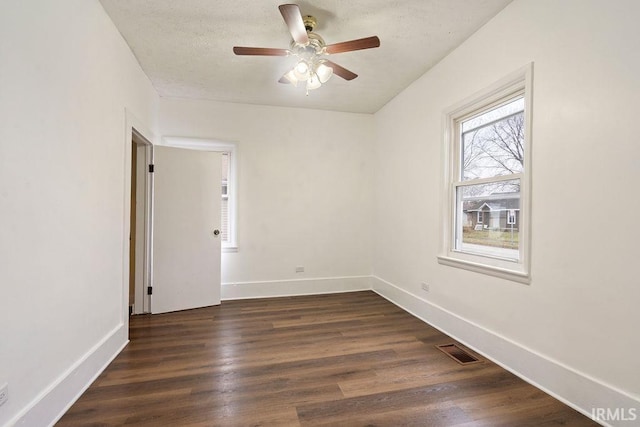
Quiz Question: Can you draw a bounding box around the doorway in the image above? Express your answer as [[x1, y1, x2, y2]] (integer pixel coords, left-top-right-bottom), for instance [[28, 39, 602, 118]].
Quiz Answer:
[[129, 130, 151, 315], [125, 128, 225, 320]]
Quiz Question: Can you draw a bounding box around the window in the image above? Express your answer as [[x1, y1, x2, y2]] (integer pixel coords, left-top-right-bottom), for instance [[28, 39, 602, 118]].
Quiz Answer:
[[217, 147, 237, 252], [220, 152, 230, 243], [439, 64, 532, 283], [220, 151, 237, 252]]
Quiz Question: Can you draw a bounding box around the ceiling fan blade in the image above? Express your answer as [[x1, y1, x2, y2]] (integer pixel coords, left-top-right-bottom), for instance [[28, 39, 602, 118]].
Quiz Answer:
[[233, 46, 289, 56], [278, 74, 291, 84], [325, 36, 380, 54], [278, 4, 309, 45], [324, 60, 358, 81]]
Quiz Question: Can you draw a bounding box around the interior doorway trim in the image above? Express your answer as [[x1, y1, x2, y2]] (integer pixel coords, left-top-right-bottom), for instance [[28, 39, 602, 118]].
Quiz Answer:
[[124, 109, 155, 322]]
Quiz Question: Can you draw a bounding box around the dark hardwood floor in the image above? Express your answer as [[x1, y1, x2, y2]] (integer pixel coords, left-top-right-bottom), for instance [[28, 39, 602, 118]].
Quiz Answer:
[[57, 291, 596, 426]]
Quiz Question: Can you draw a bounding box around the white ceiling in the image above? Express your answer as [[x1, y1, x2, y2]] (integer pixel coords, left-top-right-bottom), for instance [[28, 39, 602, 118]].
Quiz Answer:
[[99, 0, 513, 114]]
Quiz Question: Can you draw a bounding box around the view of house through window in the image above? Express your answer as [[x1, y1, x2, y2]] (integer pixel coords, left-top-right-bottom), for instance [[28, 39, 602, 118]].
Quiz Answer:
[[455, 96, 524, 260]]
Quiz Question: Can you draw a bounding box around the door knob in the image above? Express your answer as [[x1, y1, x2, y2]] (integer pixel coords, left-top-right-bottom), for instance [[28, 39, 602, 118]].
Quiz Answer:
[[213, 229, 220, 236]]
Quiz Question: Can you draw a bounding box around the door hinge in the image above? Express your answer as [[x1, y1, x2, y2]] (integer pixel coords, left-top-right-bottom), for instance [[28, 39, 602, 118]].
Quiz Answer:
[[148, 164, 154, 173], [147, 286, 153, 295]]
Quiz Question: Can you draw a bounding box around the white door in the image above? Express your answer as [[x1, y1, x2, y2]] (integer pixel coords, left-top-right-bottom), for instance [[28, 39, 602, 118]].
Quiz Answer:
[[152, 146, 222, 313]]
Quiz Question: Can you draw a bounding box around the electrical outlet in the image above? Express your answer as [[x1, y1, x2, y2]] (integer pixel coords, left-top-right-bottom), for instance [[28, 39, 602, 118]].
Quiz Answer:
[[421, 282, 430, 292], [0, 383, 8, 407], [295, 266, 304, 273]]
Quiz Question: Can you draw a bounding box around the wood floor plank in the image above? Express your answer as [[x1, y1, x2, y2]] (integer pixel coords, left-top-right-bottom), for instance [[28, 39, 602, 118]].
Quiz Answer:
[[305, 401, 473, 427], [338, 360, 504, 398], [57, 291, 596, 426], [297, 371, 522, 423]]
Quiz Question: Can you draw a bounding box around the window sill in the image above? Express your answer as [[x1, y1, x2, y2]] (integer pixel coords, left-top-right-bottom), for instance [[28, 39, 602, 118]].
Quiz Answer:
[[437, 255, 530, 284]]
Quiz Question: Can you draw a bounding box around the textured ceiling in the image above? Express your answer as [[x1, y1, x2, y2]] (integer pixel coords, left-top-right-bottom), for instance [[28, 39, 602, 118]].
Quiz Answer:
[[99, 0, 513, 114]]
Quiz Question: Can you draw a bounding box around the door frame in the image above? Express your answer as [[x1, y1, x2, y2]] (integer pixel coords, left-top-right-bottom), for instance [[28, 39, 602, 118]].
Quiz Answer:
[[131, 130, 152, 314], [123, 110, 155, 324]]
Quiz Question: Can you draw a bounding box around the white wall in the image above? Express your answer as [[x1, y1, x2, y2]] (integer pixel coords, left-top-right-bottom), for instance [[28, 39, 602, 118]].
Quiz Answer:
[[0, 1, 158, 425], [373, 0, 640, 419], [158, 98, 374, 297]]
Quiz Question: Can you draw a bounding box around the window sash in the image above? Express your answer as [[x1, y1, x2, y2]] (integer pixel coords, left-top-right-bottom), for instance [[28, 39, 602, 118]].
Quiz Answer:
[[453, 178, 521, 262], [438, 63, 533, 284]]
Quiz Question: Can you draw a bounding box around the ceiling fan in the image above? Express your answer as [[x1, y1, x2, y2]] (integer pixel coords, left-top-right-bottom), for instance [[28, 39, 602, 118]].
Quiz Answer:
[[233, 4, 380, 94]]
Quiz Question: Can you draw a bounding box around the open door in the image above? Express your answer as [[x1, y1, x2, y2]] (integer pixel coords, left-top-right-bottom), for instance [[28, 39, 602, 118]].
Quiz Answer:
[[152, 146, 222, 313]]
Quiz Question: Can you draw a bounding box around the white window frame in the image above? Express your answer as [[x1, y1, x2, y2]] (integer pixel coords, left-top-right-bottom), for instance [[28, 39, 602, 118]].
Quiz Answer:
[[161, 136, 238, 252], [438, 64, 533, 284]]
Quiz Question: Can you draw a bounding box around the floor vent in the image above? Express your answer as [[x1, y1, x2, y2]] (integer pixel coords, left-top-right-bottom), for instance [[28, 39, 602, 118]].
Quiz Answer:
[[436, 343, 482, 365]]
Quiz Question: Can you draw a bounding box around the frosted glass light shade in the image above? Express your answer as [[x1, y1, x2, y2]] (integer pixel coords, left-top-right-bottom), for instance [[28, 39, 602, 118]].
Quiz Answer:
[[316, 63, 333, 83], [283, 69, 299, 86], [293, 61, 310, 81], [307, 73, 321, 90]]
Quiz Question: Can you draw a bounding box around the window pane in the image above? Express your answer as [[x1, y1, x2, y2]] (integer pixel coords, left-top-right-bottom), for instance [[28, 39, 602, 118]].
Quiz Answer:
[[220, 152, 230, 242], [461, 97, 524, 181], [221, 152, 229, 180], [221, 197, 229, 241], [456, 180, 520, 260]]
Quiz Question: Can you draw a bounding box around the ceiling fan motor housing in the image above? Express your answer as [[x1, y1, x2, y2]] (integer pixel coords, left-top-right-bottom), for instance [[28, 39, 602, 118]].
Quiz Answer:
[[290, 31, 325, 57], [303, 15, 317, 32]]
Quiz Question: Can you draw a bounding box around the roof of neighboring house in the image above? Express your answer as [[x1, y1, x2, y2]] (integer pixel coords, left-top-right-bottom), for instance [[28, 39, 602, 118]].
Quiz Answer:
[[464, 198, 519, 212]]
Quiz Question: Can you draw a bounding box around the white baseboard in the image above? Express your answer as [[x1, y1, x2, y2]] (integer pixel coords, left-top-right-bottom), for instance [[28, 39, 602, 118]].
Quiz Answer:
[[222, 275, 371, 300], [371, 275, 640, 427], [8, 324, 128, 427]]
